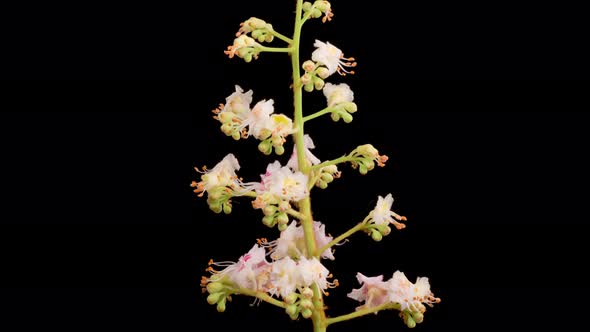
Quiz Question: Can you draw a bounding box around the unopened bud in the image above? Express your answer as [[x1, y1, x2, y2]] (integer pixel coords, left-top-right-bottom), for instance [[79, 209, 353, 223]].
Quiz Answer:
[[301, 287, 314, 298], [219, 112, 234, 123], [286, 304, 298, 316], [320, 173, 334, 183], [216, 297, 227, 312], [371, 229, 383, 242], [207, 292, 223, 305], [341, 112, 353, 123], [316, 67, 330, 79], [359, 164, 368, 175], [313, 77, 325, 90], [222, 203, 232, 214], [206, 282, 224, 294], [276, 212, 289, 224], [301, 308, 313, 319], [301, 73, 312, 85], [343, 102, 358, 113], [258, 141, 272, 155], [302, 60, 316, 72], [300, 299, 313, 309], [209, 203, 223, 214], [330, 112, 341, 122], [278, 222, 288, 232], [274, 145, 285, 156], [262, 215, 276, 227], [231, 131, 241, 141], [285, 293, 299, 305], [404, 314, 416, 328], [221, 124, 233, 135], [263, 205, 278, 216], [411, 311, 424, 324], [316, 180, 328, 189], [304, 82, 314, 92]]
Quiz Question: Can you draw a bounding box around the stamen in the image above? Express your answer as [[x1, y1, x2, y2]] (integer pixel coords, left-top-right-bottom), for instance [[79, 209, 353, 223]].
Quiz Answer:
[[377, 155, 389, 167]]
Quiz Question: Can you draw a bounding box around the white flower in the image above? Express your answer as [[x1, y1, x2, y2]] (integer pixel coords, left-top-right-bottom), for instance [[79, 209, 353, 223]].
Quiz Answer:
[[192, 154, 242, 196], [313, 221, 334, 260], [270, 221, 301, 260], [221, 85, 253, 118], [311, 40, 356, 76], [263, 162, 309, 202], [347, 273, 391, 310], [269, 257, 299, 299], [297, 257, 331, 290], [388, 271, 440, 312], [371, 194, 407, 230], [269, 220, 334, 260], [241, 99, 274, 139], [268, 114, 294, 139], [287, 134, 321, 171], [207, 244, 271, 291], [323, 83, 354, 107]]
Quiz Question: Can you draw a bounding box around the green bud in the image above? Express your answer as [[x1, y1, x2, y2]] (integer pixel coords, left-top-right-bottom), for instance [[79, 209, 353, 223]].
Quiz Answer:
[[382, 225, 392, 236], [251, 29, 262, 39], [278, 223, 288, 232], [219, 112, 234, 123], [276, 212, 289, 224], [313, 77, 325, 90], [341, 112, 353, 123], [316, 180, 328, 189], [301, 73, 312, 85], [262, 215, 276, 227], [301, 287, 314, 299], [359, 164, 368, 175], [286, 304, 298, 316], [371, 229, 383, 242], [343, 102, 358, 113], [207, 292, 223, 305], [222, 203, 232, 214], [316, 67, 330, 79], [258, 141, 272, 155], [274, 145, 285, 156], [320, 173, 334, 183], [330, 112, 341, 122], [405, 314, 416, 328], [231, 131, 241, 141], [285, 293, 299, 305], [258, 129, 272, 140], [302, 60, 316, 72], [311, 8, 322, 18], [216, 297, 227, 313], [271, 135, 283, 147], [209, 203, 223, 214], [365, 160, 375, 171], [221, 123, 233, 135], [206, 282, 224, 294], [302, 2, 313, 11], [237, 48, 250, 58], [315, 1, 331, 12], [289, 312, 299, 321], [243, 53, 253, 63], [301, 308, 313, 319], [264, 34, 274, 43], [411, 311, 424, 324], [263, 205, 278, 216], [300, 299, 313, 309], [304, 82, 314, 92]]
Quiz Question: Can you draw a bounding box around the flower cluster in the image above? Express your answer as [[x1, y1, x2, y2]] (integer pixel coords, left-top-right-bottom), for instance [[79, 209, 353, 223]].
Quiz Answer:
[[348, 272, 441, 328], [203, 242, 337, 319], [213, 86, 294, 155]]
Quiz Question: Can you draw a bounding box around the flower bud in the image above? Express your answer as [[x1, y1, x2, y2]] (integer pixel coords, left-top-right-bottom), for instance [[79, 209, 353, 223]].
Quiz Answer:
[[301, 308, 313, 319], [219, 112, 234, 123], [300, 298, 313, 309], [243, 53, 253, 63], [316, 180, 328, 189], [411, 311, 424, 324], [206, 282, 224, 294], [302, 2, 313, 11], [258, 141, 272, 155], [316, 67, 330, 79], [343, 102, 358, 113], [301, 287, 314, 298], [278, 222, 288, 232], [216, 297, 227, 312], [330, 112, 341, 122], [207, 292, 223, 305], [274, 145, 285, 156], [271, 135, 284, 147], [231, 131, 241, 140], [371, 229, 383, 242], [320, 173, 334, 183], [263, 205, 278, 216], [285, 293, 299, 305], [300, 73, 312, 85], [359, 164, 368, 175], [222, 203, 232, 214], [221, 123, 233, 135], [404, 313, 416, 328], [209, 203, 223, 214], [314, 1, 331, 13], [304, 82, 314, 92], [262, 215, 276, 227], [310, 8, 322, 18], [286, 304, 298, 316], [276, 212, 289, 224], [313, 77, 325, 90], [341, 112, 353, 123], [302, 60, 316, 72]]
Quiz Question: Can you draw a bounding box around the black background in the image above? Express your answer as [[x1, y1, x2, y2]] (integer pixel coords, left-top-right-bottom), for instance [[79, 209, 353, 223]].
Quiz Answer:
[[2, 1, 589, 332]]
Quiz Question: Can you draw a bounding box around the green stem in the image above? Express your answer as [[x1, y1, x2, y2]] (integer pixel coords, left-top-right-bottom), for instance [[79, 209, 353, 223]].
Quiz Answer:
[[302, 107, 337, 123], [286, 208, 306, 220], [311, 155, 353, 172], [259, 46, 294, 53], [316, 215, 370, 257], [270, 30, 294, 44], [229, 287, 287, 309], [291, 1, 327, 332], [326, 302, 402, 326]]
